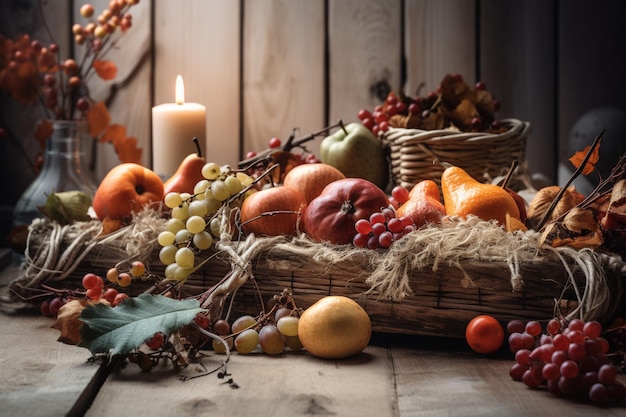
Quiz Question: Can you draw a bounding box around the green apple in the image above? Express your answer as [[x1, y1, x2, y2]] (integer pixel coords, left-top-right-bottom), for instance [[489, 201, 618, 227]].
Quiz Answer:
[[320, 122, 389, 189]]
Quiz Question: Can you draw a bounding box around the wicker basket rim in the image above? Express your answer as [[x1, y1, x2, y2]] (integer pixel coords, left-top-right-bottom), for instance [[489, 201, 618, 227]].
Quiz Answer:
[[384, 118, 531, 145]]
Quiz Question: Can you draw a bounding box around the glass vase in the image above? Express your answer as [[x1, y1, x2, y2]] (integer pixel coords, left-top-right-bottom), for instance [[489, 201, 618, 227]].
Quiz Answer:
[[12, 120, 98, 228]]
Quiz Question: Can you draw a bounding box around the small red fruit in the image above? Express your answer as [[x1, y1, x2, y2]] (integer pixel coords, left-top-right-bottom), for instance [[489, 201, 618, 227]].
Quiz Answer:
[[465, 314, 505, 354]]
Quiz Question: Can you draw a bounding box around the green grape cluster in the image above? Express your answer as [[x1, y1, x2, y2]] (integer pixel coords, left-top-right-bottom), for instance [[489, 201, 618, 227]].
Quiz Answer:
[[158, 162, 255, 283]]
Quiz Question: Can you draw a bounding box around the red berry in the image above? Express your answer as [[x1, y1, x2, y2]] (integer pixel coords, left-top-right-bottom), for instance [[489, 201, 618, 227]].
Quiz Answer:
[[357, 109, 372, 121], [112, 293, 129, 306], [195, 313, 210, 329], [40, 300, 51, 317], [268, 137, 281, 148], [362, 117, 375, 130], [146, 332, 165, 350], [104, 288, 119, 303], [49, 297, 64, 316], [86, 287, 102, 301], [408, 102, 420, 115], [82, 273, 101, 290]]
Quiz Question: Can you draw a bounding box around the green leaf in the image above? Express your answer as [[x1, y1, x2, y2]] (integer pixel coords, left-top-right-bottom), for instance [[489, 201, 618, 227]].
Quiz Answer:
[[37, 190, 92, 224], [79, 294, 204, 356]]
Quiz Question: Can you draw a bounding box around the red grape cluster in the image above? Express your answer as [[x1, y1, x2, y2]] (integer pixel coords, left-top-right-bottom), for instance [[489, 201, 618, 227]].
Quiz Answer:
[[353, 207, 416, 249], [508, 318, 626, 405]]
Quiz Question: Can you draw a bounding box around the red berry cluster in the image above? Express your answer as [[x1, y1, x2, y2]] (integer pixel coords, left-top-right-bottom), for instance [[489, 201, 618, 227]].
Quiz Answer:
[[508, 318, 626, 405], [357, 91, 421, 135], [357, 74, 503, 135], [353, 207, 416, 249], [82, 273, 129, 306]]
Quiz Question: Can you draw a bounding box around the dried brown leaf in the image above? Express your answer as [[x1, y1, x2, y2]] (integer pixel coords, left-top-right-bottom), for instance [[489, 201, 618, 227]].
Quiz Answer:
[[52, 299, 88, 345]]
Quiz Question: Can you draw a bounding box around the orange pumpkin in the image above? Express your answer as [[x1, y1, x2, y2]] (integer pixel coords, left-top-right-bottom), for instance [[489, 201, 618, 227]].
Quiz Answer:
[[240, 186, 307, 236], [93, 163, 164, 221], [283, 162, 345, 204]]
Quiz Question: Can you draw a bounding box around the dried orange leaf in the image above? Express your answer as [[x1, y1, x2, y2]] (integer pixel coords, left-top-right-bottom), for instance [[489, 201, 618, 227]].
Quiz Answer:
[[34, 119, 53, 149], [115, 135, 143, 164], [52, 299, 88, 345], [505, 212, 528, 233], [93, 60, 118, 81], [87, 101, 111, 137], [100, 123, 126, 144], [100, 217, 124, 236], [568, 139, 601, 176]]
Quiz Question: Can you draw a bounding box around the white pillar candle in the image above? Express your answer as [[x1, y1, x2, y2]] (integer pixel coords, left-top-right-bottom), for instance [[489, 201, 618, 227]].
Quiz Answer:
[[152, 75, 207, 179]]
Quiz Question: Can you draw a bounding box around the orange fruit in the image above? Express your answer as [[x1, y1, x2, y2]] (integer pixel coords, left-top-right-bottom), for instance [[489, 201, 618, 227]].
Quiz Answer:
[[92, 163, 164, 221], [298, 296, 371, 359], [465, 314, 505, 354]]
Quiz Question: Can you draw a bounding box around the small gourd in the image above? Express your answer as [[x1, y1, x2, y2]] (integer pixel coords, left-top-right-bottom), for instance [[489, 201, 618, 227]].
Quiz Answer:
[[441, 166, 520, 225]]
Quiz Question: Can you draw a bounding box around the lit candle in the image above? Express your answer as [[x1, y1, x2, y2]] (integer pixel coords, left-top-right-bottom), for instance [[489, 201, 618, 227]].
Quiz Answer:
[[152, 75, 207, 178]]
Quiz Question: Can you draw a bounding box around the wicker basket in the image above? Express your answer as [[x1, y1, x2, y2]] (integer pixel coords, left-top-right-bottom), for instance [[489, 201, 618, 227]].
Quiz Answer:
[[4, 214, 624, 339], [383, 118, 531, 190]]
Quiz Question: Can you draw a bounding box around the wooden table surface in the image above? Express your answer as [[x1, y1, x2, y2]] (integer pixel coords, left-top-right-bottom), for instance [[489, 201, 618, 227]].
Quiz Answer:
[[1, 261, 625, 417]]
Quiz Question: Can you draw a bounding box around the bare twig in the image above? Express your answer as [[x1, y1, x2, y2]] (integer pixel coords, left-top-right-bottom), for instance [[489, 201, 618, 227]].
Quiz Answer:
[[536, 129, 604, 231]]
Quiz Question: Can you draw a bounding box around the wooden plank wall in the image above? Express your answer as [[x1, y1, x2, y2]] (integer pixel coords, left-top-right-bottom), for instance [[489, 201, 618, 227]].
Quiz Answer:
[[1, 0, 626, 242]]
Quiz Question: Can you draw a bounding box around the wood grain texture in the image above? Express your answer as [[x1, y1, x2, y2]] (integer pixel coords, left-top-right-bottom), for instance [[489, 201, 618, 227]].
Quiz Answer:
[[328, 0, 402, 125], [556, 0, 626, 190], [0, 314, 98, 417], [480, 0, 557, 183], [154, 0, 241, 167], [404, 0, 476, 95], [389, 340, 626, 417], [74, 0, 153, 177], [243, 0, 325, 160], [85, 346, 397, 417]]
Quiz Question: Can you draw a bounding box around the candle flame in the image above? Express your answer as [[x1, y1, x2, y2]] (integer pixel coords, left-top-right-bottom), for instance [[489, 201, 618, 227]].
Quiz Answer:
[[175, 75, 185, 105]]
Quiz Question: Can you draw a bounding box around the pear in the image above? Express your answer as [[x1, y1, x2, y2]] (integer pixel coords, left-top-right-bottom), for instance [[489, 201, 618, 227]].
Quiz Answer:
[[163, 137, 206, 195], [441, 166, 520, 225]]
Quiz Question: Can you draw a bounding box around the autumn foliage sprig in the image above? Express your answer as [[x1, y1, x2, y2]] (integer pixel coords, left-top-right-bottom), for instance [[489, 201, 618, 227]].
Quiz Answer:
[[0, 0, 142, 163]]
